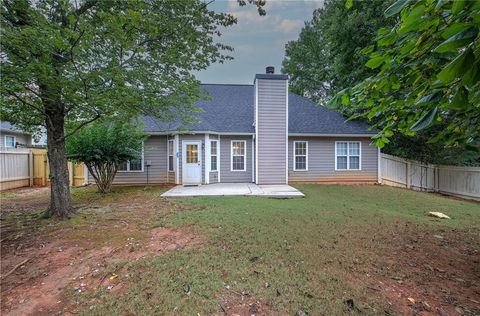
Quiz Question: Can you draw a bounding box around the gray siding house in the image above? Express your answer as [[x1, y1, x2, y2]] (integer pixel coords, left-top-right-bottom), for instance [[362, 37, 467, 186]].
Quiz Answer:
[[89, 68, 379, 186]]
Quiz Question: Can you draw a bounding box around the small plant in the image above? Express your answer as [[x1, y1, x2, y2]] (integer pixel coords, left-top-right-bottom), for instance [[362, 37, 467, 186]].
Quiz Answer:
[[67, 121, 146, 193]]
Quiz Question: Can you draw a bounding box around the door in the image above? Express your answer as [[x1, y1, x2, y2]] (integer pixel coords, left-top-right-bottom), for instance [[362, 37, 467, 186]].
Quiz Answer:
[[182, 141, 202, 185]]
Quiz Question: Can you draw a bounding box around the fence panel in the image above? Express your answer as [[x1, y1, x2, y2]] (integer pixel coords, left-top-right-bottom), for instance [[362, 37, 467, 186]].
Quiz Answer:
[[0, 150, 31, 190], [0, 148, 85, 190], [381, 153, 480, 201]]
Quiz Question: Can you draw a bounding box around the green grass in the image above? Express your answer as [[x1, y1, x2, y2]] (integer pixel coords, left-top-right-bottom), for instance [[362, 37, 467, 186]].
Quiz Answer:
[[83, 185, 480, 315]]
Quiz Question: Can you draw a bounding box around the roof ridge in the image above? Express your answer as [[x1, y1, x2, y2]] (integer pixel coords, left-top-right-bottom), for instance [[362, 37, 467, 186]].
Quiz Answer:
[[200, 83, 253, 86]]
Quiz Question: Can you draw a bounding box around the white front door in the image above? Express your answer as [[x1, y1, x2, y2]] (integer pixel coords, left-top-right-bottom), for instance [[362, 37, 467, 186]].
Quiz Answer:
[[182, 141, 202, 185]]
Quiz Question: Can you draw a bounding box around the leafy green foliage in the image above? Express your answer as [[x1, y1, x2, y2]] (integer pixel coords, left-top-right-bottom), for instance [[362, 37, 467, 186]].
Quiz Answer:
[[66, 121, 146, 193], [332, 0, 480, 152], [0, 0, 242, 214], [282, 0, 394, 103], [0, 0, 237, 133]]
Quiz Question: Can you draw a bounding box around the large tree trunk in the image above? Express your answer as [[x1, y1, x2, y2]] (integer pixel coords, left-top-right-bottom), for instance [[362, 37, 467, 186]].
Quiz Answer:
[[45, 111, 73, 219]]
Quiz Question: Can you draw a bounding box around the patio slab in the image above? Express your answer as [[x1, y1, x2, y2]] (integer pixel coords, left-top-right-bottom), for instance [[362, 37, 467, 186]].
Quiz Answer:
[[161, 183, 304, 198]]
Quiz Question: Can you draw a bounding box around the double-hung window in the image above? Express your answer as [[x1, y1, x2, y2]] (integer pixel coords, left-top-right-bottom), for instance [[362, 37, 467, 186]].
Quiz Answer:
[[168, 140, 174, 171], [335, 141, 361, 170], [210, 140, 218, 171], [294, 141, 308, 171], [231, 140, 246, 171], [4, 135, 15, 148]]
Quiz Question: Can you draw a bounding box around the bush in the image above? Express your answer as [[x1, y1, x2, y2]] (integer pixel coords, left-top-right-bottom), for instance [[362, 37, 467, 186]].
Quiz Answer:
[[67, 121, 146, 193]]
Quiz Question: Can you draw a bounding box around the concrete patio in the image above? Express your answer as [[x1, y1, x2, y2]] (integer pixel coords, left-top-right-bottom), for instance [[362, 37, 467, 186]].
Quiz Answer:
[[161, 183, 304, 198]]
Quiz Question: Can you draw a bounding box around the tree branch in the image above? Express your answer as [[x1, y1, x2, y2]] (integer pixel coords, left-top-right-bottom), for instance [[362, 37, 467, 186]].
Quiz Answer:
[[62, 113, 102, 140]]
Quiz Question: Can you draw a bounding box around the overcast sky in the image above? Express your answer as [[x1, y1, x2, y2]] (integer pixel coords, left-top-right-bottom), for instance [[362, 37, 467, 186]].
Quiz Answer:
[[196, 0, 325, 84]]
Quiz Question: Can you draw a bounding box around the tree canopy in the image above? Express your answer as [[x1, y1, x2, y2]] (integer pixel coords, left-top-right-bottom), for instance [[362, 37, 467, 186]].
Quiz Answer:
[[331, 0, 480, 152], [0, 0, 242, 217], [282, 0, 394, 103]]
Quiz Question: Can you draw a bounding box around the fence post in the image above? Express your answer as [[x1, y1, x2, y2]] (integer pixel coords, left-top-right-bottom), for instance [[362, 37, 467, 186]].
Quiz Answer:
[[68, 161, 74, 186], [42, 154, 47, 186], [406, 161, 411, 189], [28, 150, 33, 186]]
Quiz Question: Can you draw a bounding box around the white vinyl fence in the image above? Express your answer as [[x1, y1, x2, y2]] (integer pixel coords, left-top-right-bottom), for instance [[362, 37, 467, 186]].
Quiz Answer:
[[381, 153, 480, 201], [0, 149, 33, 191]]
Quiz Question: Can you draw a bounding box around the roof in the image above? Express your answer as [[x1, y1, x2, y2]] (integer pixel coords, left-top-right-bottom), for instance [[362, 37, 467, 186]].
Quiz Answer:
[[143, 84, 374, 135], [0, 121, 30, 134]]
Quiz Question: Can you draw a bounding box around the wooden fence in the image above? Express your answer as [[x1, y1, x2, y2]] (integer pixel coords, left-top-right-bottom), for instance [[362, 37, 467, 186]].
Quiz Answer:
[[381, 153, 480, 201], [0, 148, 85, 191]]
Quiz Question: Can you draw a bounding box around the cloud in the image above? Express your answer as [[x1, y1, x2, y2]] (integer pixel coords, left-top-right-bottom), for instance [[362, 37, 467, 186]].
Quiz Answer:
[[277, 19, 304, 33]]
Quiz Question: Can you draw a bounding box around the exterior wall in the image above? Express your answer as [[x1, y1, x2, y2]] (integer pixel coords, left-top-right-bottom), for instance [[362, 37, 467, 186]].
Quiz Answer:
[[0, 131, 32, 149], [220, 135, 253, 183], [288, 136, 378, 183], [178, 134, 205, 184], [106, 135, 169, 185], [255, 78, 287, 184]]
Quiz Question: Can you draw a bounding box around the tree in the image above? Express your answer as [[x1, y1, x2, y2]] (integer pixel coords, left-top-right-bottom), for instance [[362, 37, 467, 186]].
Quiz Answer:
[[331, 0, 480, 152], [282, 0, 394, 103], [66, 121, 146, 193], [0, 0, 244, 218]]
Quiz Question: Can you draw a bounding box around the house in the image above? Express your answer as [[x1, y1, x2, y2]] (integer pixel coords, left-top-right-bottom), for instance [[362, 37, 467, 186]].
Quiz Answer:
[[0, 121, 33, 149], [95, 68, 379, 186]]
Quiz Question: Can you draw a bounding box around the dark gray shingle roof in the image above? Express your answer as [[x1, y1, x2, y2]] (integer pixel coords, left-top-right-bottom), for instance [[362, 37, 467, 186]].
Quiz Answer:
[[143, 84, 374, 135]]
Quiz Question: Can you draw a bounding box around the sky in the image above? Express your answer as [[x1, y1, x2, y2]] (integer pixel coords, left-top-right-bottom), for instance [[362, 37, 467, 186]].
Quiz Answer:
[[196, 0, 325, 84]]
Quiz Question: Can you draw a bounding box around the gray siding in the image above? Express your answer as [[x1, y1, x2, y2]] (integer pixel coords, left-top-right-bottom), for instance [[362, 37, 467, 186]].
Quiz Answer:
[[288, 137, 378, 182], [220, 135, 253, 183], [0, 131, 32, 148], [112, 135, 169, 184], [178, 134, 205, 184], [256, 79, 287, 184]]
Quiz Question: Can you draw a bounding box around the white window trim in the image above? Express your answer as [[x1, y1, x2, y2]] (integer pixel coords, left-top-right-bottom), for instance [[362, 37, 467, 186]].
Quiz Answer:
[[4, 135, 16, 148], [168, 139, 174, 172], [230, 140, 246, 172], [118, 143, 145, 173], [293, 141, 308, 171], [335, 141, 362, 171], [210, 140, 218, 171]]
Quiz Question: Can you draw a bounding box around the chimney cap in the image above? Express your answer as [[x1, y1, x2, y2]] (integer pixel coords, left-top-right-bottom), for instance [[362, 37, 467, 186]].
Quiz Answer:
[[266, 66, 275, 74]]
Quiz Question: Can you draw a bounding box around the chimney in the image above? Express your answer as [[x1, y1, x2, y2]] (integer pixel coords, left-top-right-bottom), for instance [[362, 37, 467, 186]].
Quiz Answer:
[[266, 66, 275, 74], [254, 68, 289, 184]]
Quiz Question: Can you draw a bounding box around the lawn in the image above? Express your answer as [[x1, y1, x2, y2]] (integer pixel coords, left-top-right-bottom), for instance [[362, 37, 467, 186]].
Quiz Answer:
[[1, 185, 479, 315]]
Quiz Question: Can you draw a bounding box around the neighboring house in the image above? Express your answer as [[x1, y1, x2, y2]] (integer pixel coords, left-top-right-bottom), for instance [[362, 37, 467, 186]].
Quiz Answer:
[[91, 68, 379, 186], [0, 121, 33, 149]]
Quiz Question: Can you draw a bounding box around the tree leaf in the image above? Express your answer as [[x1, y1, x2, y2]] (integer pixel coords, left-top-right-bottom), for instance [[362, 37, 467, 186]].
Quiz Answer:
[[449, 87, 468, 110], [411, 107, 438, 131], [345, 0, 353, 9], [415, 92, 442, 105], [435, 0, 449, 11], [437, 48, 474, 83], [451, 0, 467, 15], [441, 22, 472, 39], [434, 27, 478, 53], [365, 55, 386, 69], [384, 0, 410, 17]]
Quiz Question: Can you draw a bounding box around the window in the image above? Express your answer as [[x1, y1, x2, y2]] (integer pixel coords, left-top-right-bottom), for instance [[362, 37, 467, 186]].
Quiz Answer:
[[168, 140, 174, 171], [118, 145, 144, 172], [231, 140, 246, 171], [4, 135, 15, 148], [335, 141, 361, 170], [294, 141, 308, 171], [186, 144, 198, 163], [210, 140, 218, 171]]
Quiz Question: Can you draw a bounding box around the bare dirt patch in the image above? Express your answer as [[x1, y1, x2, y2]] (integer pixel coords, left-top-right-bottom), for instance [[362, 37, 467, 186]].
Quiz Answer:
[[353, 224, 480, 315], [0, 186, 203, 316]]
